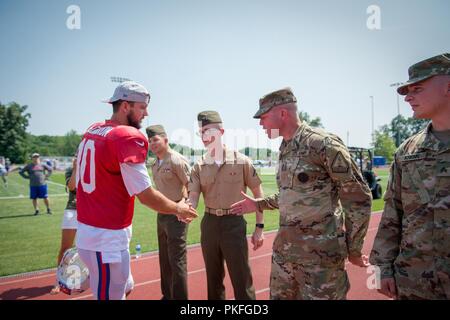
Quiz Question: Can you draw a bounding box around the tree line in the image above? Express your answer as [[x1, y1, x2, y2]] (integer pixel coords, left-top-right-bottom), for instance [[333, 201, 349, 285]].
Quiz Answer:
[[3, 100, 418, 165], [0, 102, 82, 163], [373, 115, 428, 162]]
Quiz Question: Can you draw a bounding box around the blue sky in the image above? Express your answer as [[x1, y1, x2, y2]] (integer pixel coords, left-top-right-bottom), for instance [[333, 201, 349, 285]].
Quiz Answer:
[[1, 0, 449, 151]]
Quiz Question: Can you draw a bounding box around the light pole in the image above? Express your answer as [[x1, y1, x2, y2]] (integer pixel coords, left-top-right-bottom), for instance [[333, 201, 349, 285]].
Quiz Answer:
[[390, 82, 403, 146], [390, 82, 402, 116], [111, 76, 132, 83]]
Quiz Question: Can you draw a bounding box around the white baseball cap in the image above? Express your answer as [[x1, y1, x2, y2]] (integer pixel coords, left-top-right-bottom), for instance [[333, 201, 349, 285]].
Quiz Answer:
[[103, 81, 150, 104]]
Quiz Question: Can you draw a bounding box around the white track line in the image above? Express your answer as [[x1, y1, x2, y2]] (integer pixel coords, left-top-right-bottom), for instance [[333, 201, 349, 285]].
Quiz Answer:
[[0, 212, 382, 285], [46, 181, 66, 188], [0, 246, 198, 285], [0, 193, 67, 200], [0, 273, 58, 286], [0, 176, 67, 199], [0, 235, 271, 285], [255, 288, 270, 295]]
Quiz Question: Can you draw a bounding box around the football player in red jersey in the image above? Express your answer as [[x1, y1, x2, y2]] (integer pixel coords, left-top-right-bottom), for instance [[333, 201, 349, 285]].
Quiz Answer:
[[75, 81, 197, 300]]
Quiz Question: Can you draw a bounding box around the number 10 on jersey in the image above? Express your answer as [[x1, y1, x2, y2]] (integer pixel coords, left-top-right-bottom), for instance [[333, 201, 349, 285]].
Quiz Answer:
[[76, 139, 96, 193]]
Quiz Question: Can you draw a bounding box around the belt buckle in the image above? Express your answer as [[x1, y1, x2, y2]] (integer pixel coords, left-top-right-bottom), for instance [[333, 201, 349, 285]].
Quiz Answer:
[[215, 209, 224, 216]]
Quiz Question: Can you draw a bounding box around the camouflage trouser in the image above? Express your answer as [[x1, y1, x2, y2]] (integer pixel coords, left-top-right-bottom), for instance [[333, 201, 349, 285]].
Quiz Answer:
[[394, 266, 449, 300], [270, 251, 349, 300]]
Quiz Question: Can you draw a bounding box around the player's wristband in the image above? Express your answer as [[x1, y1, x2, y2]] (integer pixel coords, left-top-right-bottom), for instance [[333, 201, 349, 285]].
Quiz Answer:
[[255, 223, 264, 229]]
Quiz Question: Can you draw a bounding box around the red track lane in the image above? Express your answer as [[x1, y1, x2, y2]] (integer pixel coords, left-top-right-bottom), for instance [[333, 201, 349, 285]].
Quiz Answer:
[[0, 212, 387, 300]]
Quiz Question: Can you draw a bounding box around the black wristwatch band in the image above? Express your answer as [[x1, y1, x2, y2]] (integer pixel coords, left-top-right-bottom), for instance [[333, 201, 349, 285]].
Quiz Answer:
[[255, 223, 264, 229]]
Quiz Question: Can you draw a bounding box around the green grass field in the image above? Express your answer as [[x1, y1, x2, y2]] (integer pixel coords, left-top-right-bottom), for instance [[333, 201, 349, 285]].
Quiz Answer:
[[371, 168, 389, 212], [0, 168, 388, 276]]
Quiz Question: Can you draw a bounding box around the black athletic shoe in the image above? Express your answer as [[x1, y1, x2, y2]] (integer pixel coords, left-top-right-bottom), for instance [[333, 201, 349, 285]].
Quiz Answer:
[[34, 210, 39, 216], [47, 208, 52, 215]]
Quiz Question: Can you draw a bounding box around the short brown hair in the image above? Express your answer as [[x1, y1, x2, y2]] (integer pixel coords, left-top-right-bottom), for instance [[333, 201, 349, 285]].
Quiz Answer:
[[112, 100, 134, 113]]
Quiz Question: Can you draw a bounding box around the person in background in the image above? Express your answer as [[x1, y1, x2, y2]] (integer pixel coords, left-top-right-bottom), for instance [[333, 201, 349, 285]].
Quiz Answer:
[[19, 153, 53, 215]]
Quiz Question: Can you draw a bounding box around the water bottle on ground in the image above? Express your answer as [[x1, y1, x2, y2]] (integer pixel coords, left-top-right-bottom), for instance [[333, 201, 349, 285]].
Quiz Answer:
[[135, 242, 141, 259]]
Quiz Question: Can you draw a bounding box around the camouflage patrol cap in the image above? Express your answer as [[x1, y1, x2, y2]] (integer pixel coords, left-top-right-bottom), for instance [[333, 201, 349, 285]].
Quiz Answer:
[[146, 125, 166, 138], [197, 111, 222, 127], [397, 53, 450, 95], [254, 87, 297, 119]]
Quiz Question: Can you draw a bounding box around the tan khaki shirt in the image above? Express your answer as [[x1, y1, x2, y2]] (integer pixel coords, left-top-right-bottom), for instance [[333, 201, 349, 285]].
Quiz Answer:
[[189, 148, 261, 209], [151, 149, 191, 201]]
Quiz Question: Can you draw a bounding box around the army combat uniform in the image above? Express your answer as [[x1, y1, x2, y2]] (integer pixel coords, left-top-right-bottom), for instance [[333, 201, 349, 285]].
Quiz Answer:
[[254, 88, 372, 300], [189, 111, 262, 300], [370, 124, 450, 299], [147, 125, 191, 300], [370, 53, 450, 300]]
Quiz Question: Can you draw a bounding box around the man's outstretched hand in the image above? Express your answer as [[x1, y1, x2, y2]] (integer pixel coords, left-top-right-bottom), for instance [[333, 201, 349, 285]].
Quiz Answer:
[[176, 199, 198, 223], [230, 191, 259, 215]]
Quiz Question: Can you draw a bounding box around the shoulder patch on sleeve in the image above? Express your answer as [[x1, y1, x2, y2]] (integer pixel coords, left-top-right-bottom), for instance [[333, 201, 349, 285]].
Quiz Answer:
[[331, 151, 349, 173]]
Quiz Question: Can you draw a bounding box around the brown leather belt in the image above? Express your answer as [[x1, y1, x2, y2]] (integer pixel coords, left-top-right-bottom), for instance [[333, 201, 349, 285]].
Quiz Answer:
[[205, 207, 234, 216]]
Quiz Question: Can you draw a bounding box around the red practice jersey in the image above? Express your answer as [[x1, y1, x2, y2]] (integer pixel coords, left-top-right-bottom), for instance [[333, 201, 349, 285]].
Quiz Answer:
[[76, 120, 149, 230]]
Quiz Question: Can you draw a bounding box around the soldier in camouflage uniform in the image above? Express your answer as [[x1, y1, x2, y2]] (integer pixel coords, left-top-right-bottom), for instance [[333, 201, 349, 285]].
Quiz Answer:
[[147, 125, 191, 300], [370, 53, 450, 300], [231, 88, 372, 300]]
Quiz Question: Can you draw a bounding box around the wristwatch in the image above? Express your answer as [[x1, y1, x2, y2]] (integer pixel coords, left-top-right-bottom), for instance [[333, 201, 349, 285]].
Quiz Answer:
[[255, 223, 264, 229]]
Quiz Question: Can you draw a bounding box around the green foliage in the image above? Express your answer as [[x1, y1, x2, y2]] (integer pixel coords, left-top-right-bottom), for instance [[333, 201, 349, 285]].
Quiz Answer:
[[169, 143, 195, 158], [149, 143, 276, 162], [373, 131, 397, 163], [0, 102, 31, 163], [60, 130, 82, 156], [240, 147, 274, 160], [299, 111, 324, 128], [0, 102, 83, 162], [379, 115, 428, 147], [25, 131, 82, 158], [147, 143, 203, 159]]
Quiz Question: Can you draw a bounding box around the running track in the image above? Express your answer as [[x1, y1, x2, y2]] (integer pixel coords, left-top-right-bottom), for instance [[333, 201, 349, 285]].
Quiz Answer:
[[0, 212, 387, 300]]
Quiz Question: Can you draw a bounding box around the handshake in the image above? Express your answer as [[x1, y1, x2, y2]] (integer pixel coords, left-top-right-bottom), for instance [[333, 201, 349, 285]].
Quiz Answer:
[[175, 198, 197, 224]]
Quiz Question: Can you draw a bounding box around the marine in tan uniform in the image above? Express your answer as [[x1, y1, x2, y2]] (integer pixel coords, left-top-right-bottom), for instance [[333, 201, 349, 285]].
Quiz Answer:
[[147, 125, 191, 300], [370, 53, 450, 300], [231, 88, 372, 300], [188, 111, 265, 300]]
